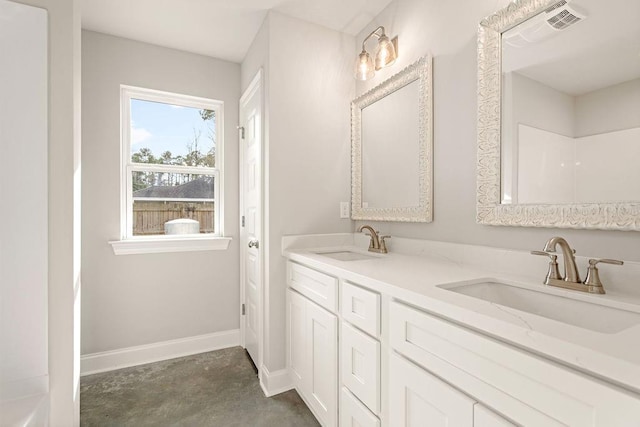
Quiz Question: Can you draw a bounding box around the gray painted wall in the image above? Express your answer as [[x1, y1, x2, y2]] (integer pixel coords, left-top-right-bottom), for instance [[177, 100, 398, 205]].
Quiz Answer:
[[355, 0, 640, 262], [241, 12, 354, 371], [81, 30, 241, 354]]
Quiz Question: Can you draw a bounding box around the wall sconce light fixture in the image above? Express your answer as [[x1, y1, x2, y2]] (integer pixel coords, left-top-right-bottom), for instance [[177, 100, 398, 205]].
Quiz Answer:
[[354, 26, 398, 81]]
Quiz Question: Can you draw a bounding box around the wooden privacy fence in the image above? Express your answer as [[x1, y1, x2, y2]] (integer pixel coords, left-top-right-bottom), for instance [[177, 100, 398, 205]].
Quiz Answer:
[[133, 200, 214, 235]]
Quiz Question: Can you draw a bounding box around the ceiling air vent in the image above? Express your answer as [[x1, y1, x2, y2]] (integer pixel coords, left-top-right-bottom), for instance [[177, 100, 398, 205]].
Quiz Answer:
[[503, 0, 587, 47], [546, 7, 585, 30]]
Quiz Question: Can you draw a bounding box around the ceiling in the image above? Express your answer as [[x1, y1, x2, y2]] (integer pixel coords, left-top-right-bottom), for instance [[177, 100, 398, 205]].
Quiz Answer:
[[81, 0, 394, 63]]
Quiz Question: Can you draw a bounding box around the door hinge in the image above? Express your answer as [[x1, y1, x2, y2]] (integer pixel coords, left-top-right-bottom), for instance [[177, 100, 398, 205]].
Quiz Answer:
[[237, 125, 245, 139], [242, 303, 246, 315], [242, 215, 245, 227]]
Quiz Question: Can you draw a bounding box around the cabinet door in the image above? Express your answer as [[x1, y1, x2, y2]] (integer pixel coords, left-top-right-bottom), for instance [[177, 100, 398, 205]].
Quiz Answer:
[[340, 322, 380, 414], [287, 289, 308, 391], [307, 299, 338, 426], [389, 353, 475, 427], [340, 387, 380, 427], [474, 404, 516, 427]]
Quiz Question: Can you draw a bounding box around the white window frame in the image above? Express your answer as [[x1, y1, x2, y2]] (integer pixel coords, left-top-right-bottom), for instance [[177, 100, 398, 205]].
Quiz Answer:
[[111, 85, 230, 254]]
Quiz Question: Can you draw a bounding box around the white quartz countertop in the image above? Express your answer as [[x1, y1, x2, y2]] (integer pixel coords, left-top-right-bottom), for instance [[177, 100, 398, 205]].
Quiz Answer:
[[283, 234, 640, 395]]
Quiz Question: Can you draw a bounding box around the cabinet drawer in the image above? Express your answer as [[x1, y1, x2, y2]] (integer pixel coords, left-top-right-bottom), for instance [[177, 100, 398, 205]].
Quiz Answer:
[[341, 281, 380, 338], [340, 322, 380, 414], [474, 404, 516, 427], [340, 387, 380, 427], [389, 352, 475, 426], [287, 261, 338, 312], [390, 301, 640, 426]]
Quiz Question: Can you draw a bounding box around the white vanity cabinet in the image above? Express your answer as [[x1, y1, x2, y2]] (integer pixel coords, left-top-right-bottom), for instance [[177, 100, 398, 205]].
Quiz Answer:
[[285, 256, 640, 427], [286, 263, 338, 427], [287, 261, 381, 427]]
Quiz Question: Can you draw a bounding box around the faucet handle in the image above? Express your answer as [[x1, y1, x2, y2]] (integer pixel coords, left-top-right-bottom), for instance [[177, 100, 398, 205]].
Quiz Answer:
[[589, 258, 623, 267], [531, 251, 562, 284], [541, 248, 576, 255], [379, 235, 390, 253], [531, 250, 557, 260], [583, 258, 623, 294]]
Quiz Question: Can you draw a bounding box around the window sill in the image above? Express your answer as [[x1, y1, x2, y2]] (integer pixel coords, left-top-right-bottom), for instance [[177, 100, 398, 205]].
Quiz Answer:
[[109, 236, 232, 255]]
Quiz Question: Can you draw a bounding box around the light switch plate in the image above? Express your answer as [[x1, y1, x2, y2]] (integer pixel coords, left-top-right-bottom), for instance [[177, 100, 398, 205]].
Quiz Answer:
[[340, 202, 350, 219]]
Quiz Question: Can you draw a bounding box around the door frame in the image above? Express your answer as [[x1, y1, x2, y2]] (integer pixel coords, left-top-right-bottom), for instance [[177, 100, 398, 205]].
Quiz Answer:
[[239, 69, 264, 373]]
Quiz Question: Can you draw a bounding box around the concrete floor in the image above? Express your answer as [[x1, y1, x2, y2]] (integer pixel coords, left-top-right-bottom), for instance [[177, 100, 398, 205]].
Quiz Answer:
[[80, 347, 319, 426]]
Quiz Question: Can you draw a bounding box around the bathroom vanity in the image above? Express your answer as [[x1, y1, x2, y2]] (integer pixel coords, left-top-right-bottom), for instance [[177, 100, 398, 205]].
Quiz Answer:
[[284, 233, 640, 426]]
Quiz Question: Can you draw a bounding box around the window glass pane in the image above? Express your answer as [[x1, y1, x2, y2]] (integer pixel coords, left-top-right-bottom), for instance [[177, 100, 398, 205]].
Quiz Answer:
[[131, 172, 214, 236], [130, 98, 216, 167]]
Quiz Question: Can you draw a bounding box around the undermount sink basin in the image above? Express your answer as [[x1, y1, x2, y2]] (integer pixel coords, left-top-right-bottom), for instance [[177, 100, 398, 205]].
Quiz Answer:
[[314, 250, 378, 261], [440, 281, 640, 334]]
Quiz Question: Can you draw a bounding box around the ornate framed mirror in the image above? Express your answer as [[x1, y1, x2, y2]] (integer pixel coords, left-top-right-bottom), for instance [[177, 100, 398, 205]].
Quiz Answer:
[[351, 56, 433, 222], [477, 0, 640, 230]]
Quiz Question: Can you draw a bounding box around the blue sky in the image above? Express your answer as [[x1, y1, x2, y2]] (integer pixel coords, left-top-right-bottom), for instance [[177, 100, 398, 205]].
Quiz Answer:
[[130, 99, 215, 158]]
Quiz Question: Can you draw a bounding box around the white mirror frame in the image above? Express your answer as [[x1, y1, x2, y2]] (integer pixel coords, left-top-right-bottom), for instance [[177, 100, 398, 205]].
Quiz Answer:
[[477, 0, 640, 231], [351, 55, 433, 222]]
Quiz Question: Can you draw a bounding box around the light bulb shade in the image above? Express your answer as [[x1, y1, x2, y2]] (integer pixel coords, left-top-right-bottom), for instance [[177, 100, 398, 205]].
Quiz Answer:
[[354, 51, 375, 80], [374, 35, 397, 70]]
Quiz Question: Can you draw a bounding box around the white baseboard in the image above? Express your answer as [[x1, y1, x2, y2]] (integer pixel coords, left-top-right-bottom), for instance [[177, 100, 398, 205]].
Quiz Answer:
[[81, 329, 240, 376], [259, 365, 293, 397]]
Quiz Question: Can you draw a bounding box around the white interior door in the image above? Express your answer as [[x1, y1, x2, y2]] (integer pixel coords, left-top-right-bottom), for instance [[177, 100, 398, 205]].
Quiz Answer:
[[240, 70, 262, 368]]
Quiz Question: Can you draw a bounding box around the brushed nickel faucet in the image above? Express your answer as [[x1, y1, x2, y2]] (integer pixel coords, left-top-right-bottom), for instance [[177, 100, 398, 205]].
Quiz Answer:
[[358, 225, 390, 254], [543, 236, 581, 284], [532, 237, 623, 294]]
